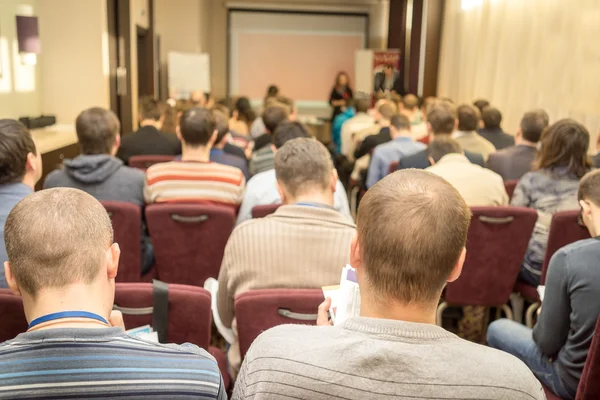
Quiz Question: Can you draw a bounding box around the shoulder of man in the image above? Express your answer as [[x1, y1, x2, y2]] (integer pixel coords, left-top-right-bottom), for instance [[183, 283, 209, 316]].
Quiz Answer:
[[399, 150, 428, 169]]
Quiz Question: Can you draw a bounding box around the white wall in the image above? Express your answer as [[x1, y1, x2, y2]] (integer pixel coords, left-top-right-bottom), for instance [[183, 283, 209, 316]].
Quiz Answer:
[[0, 0, 42, 120]]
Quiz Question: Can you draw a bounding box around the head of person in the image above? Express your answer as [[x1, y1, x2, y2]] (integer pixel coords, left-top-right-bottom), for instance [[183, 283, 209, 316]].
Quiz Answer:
[[402, 94, 419, 112], [421, 96, 437, 118], [266, 85, 279, 100], [389, 114, 411, 138], [139, 97, 165, 127], [276, 96, 297, 120], [272, 121, 311, 150], [275, 138, 337, 206], [473, 99, 490, 113], [427, 101, 457, 136], [234, 97, 256, 124], [76, 108, 121, 156], [482, 107, 502, 130], [4, 188, 119, 321], [212, 110, 230, 147], [335, 71, 350, 88], [353, 170, 470, 314], [518, 109, 549, 144], [177, 107, 217, 149], [378, 102, 397, 123], [534, 119, 591, 178], [578, 169, 600, 237], [427, 137, 463, 165], [262, 104, 290, 134], [383, 64, 394, 77], [355, 98, 370, 114], [0, 120, 42, 189], [457, 104, 480, 132]]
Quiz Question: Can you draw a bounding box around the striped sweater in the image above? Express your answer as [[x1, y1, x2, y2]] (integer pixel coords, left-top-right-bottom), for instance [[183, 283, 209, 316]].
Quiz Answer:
[[144, 160, 245, 206], [0, 327, 226, 399]]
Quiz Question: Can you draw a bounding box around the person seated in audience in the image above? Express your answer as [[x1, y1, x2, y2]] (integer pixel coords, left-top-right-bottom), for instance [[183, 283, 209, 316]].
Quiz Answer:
[[452, 104, 496, 161], [0, 188, 226, 398], [213, 103, 249, 160], [426, 137, 508, 206], [219, 137, 356, 377], [116, 98, 181, 165], [332, 98, 356, 154], [353, 101, 397, 160], [237, 121, 352, 225], [487, 109, 549, 181], [230, 96, 256, 136], [488, 169, 600, 400], [347, 99, 390, 162], [0, 120, 42, 289], [512, 119, 591, 286], [397, 101, 485, 170], [477, 106, 515, 150], [250, 102, 290, 175], [233, 170, 544, 400], [209, 110, 250, 180], [340, 97, 375, 159], [144, 107, 245, 206], [401, 94, 428, 140], [250, 85, 279, 139], [44, 108, 153, 274], [366, 114, 425, 188]]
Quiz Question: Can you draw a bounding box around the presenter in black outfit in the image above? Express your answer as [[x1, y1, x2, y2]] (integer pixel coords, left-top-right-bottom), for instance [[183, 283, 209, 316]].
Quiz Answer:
[[329, 71, 354, 122]]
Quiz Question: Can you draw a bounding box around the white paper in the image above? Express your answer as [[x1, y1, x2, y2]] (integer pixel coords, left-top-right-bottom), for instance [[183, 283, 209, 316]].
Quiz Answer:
[[537, 285, 545, 302], [204, 278, 235, 344], [323, 265, 361, 326]]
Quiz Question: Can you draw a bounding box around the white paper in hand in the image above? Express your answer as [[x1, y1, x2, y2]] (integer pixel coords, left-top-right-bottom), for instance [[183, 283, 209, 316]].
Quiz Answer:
[[204, 278, 235, 344]]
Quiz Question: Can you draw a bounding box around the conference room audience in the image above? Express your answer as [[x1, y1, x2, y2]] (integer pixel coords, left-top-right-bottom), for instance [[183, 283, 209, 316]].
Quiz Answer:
[[249, 85, 279, 139], [512, 119, 591, 286], [218, 138, 356, 377], [353, 101, 397, 160], [478, 107, 515, 150], [250, 102, 290, 175], [237, 121, 352, 224], [116, 98, 181, 164], [366, 114, 425, 188], [487, 109, 549, 181], [397, 101, 485, 170], [145, 107, 245, 206], [0, 120, 42, 289], [340, 98, 375, 159], [488, 169, 600, 400], [209, 110, 250, 180], [453, 104, 496, 160], [426, 137, 508, 206], [234, 170, 544, 400], [401, 94, 428, 140], [329, 71, 353, 122], [0, 188, 226, 399]]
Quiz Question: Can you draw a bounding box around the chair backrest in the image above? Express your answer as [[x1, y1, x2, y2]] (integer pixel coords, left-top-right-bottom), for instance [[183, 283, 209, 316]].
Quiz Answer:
[[102, 201, 141, 282], [541, 210, 590, 284], [251, 204, 280, 219], [235, 289, 323, 359], [388, 161, 399, 175], [504, 180, 518, 200], [577, 318, 600, 400], [113, 283, 212, 349], [0, 289, 28, 343], [146, 203, 235, 286], [128, 155, 175, 170], [444, 206, 538, 306], [418, 135, 430, 145]]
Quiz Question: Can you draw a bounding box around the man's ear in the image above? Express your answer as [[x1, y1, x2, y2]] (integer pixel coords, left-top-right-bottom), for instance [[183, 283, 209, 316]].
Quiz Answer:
[[208, 129, 218, 146], [447, 247, 466, 283], [276, 180, 288, 204], [350, 233, 362, 272], [25, 151, 41, 182], [515, 129, 522, 141], [106, 243, 120, 281], [330, 168, 338, 193], [4, 261, 21, 297], [428, 156, 436, 166], [176, 127, 183, 142]]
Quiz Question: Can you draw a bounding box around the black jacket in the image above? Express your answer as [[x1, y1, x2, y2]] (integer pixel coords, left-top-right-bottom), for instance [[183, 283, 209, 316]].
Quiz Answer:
[[397, 149, 485, 170], [116, 125, 181, 165]]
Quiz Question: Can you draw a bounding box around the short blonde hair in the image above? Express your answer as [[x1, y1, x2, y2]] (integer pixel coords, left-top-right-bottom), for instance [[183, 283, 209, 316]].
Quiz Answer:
[[4, 188, 113, 296]]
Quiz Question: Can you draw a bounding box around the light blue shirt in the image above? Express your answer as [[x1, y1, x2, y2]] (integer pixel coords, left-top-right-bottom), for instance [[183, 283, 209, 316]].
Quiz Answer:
[[236, 169, 353, 225], [366, 137, 426, 188], [0, 183, 33, 288]]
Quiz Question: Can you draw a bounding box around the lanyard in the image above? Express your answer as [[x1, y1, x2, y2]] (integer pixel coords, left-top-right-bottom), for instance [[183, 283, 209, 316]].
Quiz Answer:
[[28, 311, 109, 330]]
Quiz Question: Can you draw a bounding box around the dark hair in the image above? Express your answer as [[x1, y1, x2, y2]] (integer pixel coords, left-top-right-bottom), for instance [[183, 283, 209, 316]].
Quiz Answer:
[[427, 102, 456, 135], [427, 137, 463, 162], [390, 114, 411, 131], [473, 99, 490, 113], [0, 120, 37, 185], [235, 97, 256, 124], [578, 169, 600, 206], [520, 109, 549, 143], [482, 107, 502, 129], [139, 97, 164, 121], [179, 107, 216, 147], [161, 104, 178, 134], [212, 110, 229, 144], [75, 108, 120, 155], [355, 98, 370, 114], [534, 119, 591, 178], [457, 104, 480, 131], [272, 121, 311, 149], [266, 85, 279, 98], [263, 105, 289, 134]]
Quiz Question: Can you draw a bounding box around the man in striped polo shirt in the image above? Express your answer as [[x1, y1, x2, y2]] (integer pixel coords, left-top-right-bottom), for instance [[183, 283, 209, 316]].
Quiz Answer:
[[0, 188, 226, 399], [145, 107, 245, 207]]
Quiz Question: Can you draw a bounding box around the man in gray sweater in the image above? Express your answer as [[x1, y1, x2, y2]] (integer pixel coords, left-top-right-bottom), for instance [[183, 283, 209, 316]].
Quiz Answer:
[[488, 169, 600, 400], [233, 170, 544, 400], [44, 108, 151, 274]]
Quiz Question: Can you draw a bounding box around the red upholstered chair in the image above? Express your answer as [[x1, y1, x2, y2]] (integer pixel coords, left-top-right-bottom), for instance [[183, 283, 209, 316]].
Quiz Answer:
[[251, 204, 280, 219], [436, 207, 538, 324], [146, 203, 235, 286], [128, 155, 174, 171], [235, 289, 323, 359], [504, 180, 519, 200], [418, 135, 430, 145], [576, 317, 600, 400], [102, 201, 142, 282], [388, 161, 399, 175], [0, 289, 28, 342]]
